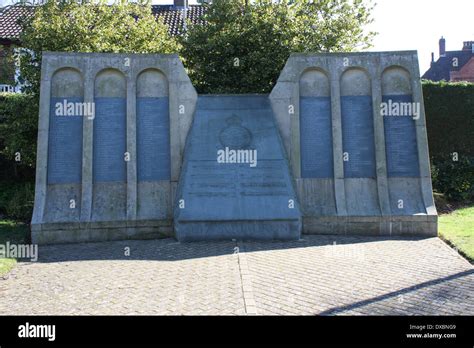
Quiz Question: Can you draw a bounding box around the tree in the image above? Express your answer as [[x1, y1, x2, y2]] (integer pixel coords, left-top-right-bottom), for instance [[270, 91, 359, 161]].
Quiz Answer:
[[0, 93, 38, 169], [0, 45, 16, 85], [18, 0, 181, 96], [180, 0, 376, 93]]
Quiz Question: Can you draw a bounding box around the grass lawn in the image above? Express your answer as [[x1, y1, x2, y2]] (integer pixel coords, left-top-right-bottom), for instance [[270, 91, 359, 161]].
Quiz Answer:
[[439, 206, 474, 263], [0, 220, 30, 276]]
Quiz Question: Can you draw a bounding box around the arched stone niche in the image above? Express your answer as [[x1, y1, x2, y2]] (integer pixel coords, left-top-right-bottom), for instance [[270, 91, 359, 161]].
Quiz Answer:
[[136, 69, 170, 181], [341, 68, 371, 97], [382, 66, 412, 95], [340, 68, 379, 215], [299, 69, 333, 178], [382, 65, 419, 178], [93, 69, 127, 183], [91, 68, 127, 221], [382, 66, 424, 214], [48, 68, 84, 184], [340, 68, 375, 178]]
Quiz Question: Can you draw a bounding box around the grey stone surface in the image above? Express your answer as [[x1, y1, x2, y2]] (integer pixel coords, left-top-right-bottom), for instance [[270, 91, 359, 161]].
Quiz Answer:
[[32, 52, 197, 244], [137, 181, 171, 220], [0, 236, 471, 315], [33, 51, 437, 244], [269, 52, 437, 236], [296, 178, 337, 216], [174, 95, 301, 241]]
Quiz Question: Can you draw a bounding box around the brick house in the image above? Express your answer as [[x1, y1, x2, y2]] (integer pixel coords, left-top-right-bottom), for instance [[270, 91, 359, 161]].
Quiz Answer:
[[422, 37, 474, 82], [0, 0, 205, 92]]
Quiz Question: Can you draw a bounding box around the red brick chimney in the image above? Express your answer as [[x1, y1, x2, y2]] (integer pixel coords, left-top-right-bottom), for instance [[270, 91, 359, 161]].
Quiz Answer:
[[439, 36, 446, 57]]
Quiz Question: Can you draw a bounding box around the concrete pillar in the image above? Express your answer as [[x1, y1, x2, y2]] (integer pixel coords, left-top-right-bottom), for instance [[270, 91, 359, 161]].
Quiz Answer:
[[126, 73, 137, 221], [31, 63, 52, 228], [370, 67, 391, 216], [80, 64, 94, 223], [329, 61, 347, 216]]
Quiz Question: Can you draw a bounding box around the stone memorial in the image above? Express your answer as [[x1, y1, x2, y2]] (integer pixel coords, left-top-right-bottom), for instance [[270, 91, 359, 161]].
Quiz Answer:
[[32, 51, 437, 244], [270, 51, 437, 235], [174, 95, 301, 241], [31, 52, 196, 244]]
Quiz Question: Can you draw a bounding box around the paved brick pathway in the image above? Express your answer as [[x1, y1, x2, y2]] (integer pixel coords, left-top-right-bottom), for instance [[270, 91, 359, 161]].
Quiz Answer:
[[0, 236, 472, 315]]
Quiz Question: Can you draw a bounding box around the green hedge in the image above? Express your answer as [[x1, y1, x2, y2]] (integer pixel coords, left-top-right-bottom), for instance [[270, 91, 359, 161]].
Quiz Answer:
[[0, 181, 34, 222], [0, 92, 38, 180], [423, 81, 474, 202], [431, 153, 474, 202], [0, 93, 36, 221], [0, 45, 15, 85], [423, 80, 474, 158]]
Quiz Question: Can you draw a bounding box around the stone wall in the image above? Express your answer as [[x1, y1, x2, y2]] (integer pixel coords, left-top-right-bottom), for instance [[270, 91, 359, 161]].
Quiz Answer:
[[270, 52, 437, 236], [31, 52, 197, 244]]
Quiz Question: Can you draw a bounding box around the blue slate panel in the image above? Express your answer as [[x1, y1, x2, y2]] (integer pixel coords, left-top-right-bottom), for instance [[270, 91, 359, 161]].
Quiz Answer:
[[300, 96, 333, 178], [341, 95, 376, 178], [137, 97, 170, 181], [47, 97, 83, 184], [188, 107, 283, 161], [93, 98, 126, 182], [383, 95, 420, 177], [179, 160, 297, 221], [176, 96, 301, 232]]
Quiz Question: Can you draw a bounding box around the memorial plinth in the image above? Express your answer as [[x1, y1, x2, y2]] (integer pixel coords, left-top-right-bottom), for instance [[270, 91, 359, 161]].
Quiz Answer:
[[174, 95, 302, 241]]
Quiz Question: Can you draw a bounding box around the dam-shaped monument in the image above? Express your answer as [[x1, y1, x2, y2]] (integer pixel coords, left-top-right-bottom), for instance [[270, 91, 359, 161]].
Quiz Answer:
[[31, 51, 437, 244]]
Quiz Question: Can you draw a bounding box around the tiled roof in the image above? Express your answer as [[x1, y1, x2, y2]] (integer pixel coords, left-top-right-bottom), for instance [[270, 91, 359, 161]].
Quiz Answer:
[[422, 50, 474, 81], [0, 4, 206, 42], [152, 5, 206, 36], [0, 5, 34, 41]]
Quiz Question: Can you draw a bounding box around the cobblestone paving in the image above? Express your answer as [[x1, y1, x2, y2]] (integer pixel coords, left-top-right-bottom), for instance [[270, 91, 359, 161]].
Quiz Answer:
[[0, 236, 472, 315]]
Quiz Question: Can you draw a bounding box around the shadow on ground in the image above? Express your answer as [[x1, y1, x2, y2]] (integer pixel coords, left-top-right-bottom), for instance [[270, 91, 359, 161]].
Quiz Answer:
[[5, 235, 472, 315], [318, 269, 474, 315], [25, 235, 433, 263]]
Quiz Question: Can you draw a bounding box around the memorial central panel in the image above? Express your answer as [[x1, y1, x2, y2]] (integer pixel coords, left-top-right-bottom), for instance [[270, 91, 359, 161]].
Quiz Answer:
[[175, 96, 301, 240]]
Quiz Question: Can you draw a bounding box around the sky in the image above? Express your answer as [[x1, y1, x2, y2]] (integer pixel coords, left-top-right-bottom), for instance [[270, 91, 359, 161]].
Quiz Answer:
[[366, 0, 474, 74], [1, 0, 473, 74]]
